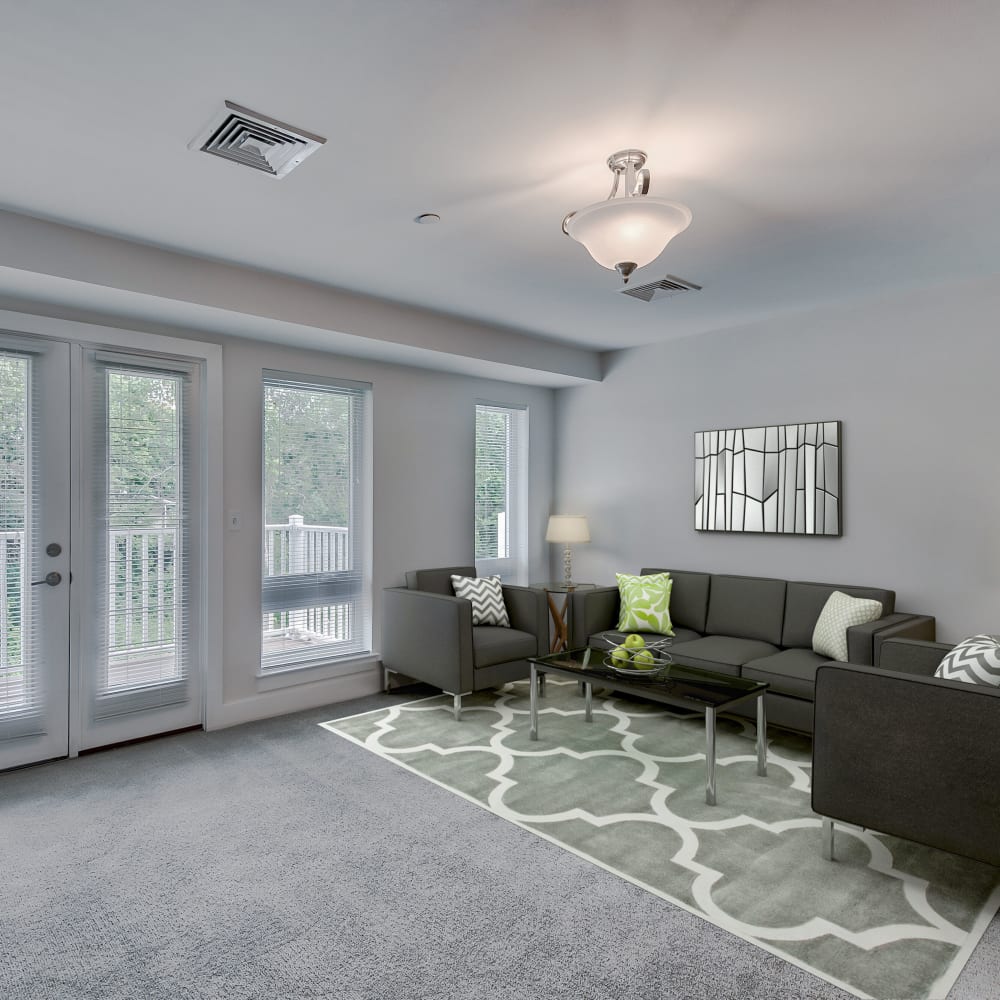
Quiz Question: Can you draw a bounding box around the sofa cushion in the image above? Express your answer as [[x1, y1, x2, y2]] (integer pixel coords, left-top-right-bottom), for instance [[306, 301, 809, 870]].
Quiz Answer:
[[705, 575, 787, 645], [669, 635, 780, 677], [472, 627, 537, 669], [935, 635, 1000, 688], [782, 581, 895, 649], [641, 568, 711, 633], [812, 591, 883, 661], [406, 566, 477, 595], [589, 627, 702, 649], [451, 574, 510, 627], [743, 648, 831, 700], [616, 571, 673, 634]]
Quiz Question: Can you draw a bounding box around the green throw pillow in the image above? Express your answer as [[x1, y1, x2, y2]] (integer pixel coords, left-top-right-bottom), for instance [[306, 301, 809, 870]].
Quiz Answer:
[[616, 572, 674, 635]]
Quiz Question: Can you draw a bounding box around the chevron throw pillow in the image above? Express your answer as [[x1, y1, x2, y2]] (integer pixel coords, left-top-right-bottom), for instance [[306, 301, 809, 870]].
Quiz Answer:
[[812, 590, 883, 662], [451, 575, 510, 627], [935, 635, 1000, 687]]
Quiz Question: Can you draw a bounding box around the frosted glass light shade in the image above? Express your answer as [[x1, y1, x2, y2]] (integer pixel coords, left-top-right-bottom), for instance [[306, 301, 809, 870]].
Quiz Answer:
[[565, 197, 692, 270], [545, 514, 591, 544]]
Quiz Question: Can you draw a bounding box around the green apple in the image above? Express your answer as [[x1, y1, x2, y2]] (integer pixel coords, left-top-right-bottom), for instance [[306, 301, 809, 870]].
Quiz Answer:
[[611, 645, 631, 667], [623, 633, 646, 651], [632, 649, 656, 669]]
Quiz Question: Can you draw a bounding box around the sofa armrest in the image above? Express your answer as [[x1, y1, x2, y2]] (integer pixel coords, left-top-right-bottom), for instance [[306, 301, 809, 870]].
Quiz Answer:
[[570, 585, 619, 648], [382, 587, 474, 693], [876, 636, 952, 676], [502, 584, 548, 655], [845, 612, 936, 665], [812, 662, 1000, 866], [872, 616, 937, 664]]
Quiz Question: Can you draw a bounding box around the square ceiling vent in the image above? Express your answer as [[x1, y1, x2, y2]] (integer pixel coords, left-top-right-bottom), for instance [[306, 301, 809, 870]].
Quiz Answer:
[[188, 100, 326, 179], [620, 275, 702, 302]]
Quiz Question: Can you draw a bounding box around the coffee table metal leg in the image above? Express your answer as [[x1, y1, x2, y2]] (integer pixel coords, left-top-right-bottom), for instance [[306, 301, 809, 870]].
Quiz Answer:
[[584, 682, 592, 722], [530, 664, 539, 741], [756, 693, 768, 776], [705, 705, 717, 805]]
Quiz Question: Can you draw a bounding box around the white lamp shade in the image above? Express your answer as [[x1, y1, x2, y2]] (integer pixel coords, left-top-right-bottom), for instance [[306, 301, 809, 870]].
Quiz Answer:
[[565, 197, 692, 270], [545, 514, 591, 544]]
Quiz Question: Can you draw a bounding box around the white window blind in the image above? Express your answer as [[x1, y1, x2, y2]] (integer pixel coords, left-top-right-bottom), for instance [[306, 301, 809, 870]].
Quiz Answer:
[[261, 372, 372, 672], [475, 403, 528, 583], [0, 351, 39, 734], [83, 353, 195, 719]]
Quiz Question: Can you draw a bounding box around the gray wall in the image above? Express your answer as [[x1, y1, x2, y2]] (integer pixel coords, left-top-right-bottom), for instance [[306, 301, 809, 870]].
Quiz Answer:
[[553, 274, 1000, 643], [222, 335, 555, 716]]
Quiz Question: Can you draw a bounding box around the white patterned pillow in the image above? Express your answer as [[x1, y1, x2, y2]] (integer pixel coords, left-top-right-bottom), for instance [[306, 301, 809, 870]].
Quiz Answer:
[[451, 575, 510, 628], [935, 635, 1000, 687], [812, 591, 883, 662]]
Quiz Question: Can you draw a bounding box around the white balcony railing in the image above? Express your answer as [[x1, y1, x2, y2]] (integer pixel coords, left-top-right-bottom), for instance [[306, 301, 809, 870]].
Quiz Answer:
[[0, 516, 349, 700], [263, 515, 351, 643], [0, 531, 27, 708]]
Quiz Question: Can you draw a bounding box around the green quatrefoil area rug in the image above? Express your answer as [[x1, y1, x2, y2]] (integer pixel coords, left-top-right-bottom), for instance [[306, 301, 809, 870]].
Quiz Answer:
[[321, 679, 1000, 1000]]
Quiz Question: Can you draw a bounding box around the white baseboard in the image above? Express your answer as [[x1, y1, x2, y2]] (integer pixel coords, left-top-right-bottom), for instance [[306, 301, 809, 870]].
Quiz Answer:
[[207, 663, 382, 730]]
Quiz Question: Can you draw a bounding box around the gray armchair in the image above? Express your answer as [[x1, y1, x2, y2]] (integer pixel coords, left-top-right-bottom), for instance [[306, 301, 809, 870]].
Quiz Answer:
[[382, 566, 548, 720], [812, 638, 1000, 867]]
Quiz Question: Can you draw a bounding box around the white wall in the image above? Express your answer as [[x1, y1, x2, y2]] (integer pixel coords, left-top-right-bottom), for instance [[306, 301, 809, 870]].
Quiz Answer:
[[553, 274, 1000, 643], [219, 335, 555, 725]]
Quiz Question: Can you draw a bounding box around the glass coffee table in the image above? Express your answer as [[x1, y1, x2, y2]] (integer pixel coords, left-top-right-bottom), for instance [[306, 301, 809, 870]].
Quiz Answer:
[[528, 646, 769, 806]]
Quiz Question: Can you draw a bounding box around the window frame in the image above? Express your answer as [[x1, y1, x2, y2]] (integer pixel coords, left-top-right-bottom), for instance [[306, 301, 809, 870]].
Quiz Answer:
[[474, 401, 528, 584], [259, 370, 373, 675]]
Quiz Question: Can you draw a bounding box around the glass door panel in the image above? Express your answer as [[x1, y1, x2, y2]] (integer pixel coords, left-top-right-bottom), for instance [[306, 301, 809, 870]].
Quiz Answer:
[[77, 352, 202, 749], [0, 337, 70, 770]]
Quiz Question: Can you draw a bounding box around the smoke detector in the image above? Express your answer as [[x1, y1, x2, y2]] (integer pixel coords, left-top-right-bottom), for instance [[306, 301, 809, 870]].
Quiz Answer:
[[189, 101, 326, 179], [620, 275, 702, 302]]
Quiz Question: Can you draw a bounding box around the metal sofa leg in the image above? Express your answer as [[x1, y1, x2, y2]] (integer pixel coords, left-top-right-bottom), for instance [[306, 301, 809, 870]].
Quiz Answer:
[[382, 663, 392, 692], [443, 692, 465, 721], [442, 691, 474, 721], [822, 816, 835, 861]]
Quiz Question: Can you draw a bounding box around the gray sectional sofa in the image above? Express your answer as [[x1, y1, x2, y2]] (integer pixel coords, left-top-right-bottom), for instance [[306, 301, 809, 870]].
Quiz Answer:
[[571, 568, 935, 733]]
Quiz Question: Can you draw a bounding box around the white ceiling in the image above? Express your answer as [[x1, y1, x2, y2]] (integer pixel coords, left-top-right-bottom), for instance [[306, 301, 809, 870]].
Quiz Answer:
[[1, 0, 999, 361]]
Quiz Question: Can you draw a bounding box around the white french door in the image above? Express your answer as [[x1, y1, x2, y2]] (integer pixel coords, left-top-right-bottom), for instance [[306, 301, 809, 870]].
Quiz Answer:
[[0, 335, 71, 770], [76, 350, 203, 749], [0, 335, 204, 770]]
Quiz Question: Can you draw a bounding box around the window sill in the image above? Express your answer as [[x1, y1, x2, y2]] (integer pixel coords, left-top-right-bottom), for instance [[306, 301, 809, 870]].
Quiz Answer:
[[255, 652, 379, 692]]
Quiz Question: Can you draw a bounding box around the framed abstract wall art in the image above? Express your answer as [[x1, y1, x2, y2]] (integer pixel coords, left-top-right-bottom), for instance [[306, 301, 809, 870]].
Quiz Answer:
[[694, 421, 841, 535]]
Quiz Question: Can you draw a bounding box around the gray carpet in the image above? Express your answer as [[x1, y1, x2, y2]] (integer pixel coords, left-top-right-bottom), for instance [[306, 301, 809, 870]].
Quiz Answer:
[[1, 687, 997, 1000]]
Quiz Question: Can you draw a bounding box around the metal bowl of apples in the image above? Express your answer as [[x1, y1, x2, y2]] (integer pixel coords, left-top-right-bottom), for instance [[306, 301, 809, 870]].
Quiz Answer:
[[601, 633, 672, 677]]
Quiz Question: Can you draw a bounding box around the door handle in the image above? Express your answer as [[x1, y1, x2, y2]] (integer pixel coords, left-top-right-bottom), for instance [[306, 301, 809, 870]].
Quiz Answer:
[[31, 571, 62, 587]]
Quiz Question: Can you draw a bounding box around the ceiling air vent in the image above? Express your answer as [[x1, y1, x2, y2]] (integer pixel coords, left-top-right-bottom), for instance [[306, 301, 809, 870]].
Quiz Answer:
[[189, 101, 326, 179], [620, 275, 702, 302]]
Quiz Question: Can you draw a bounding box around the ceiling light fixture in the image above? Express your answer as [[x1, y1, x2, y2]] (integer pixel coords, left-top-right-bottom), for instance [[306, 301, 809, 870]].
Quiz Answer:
[[562, 150, 692, 284]]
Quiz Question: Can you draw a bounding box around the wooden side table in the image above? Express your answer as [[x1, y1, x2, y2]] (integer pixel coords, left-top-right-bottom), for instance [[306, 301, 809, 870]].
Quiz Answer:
[[531, 582, 596, 653]]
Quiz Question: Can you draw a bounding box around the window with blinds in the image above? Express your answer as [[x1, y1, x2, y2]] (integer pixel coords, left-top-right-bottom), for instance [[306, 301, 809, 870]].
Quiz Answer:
[[261, 372, 372, 672], [475, 402, 528, 583]]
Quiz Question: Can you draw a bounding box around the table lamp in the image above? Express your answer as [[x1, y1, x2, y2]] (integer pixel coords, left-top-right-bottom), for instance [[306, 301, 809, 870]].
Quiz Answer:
[[545, 514, 590, 587]]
